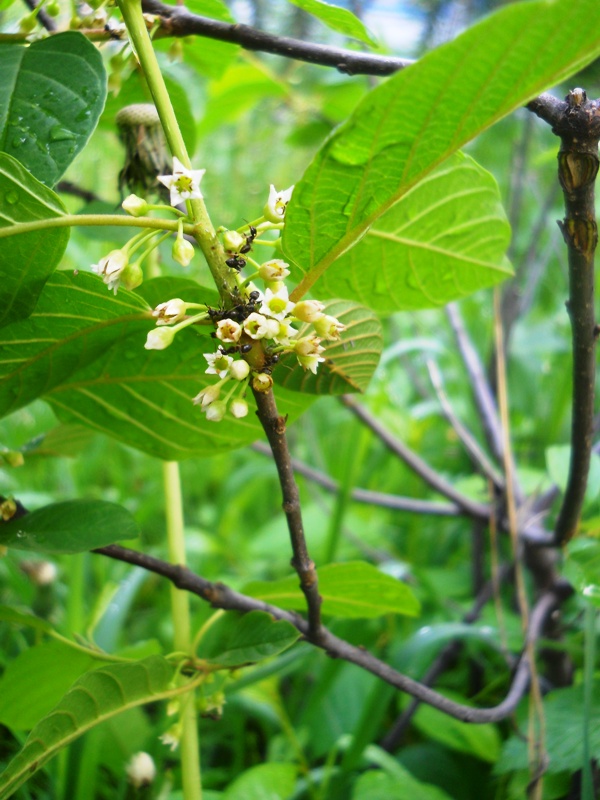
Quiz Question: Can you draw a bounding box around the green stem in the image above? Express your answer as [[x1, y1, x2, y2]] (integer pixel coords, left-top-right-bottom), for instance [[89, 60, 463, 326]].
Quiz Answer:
[[116, 0, 236, 299], [0, 214, 186, 239], [582, 598, 597, 800], [163, 461, 202, 800]]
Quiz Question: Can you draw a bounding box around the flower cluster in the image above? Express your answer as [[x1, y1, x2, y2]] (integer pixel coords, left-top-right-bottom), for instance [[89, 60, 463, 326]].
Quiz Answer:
[[89, 156, 344, 422]]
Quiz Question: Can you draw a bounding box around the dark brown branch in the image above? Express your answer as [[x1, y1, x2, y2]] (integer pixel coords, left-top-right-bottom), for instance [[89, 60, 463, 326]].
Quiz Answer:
[[142, 0, 412, 76], [340, 394, 491, 519], [94, 543, 571, 723], [551, 89, 600, 545], [251, 441, 467, 517], [253, 389, 323, 640], [22, 0, 56, 32]]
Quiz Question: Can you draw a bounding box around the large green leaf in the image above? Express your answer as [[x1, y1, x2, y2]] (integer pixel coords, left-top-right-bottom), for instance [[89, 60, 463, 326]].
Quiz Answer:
[[0, 32, 106, 186], [302, 153, 512, 313], [244, 561, 420, 618], [287, 0, 376, 46], [199, 611, 300, 668], [0, 270, 151, 418], [284, 0, 600, 304], [275, 298, 383, 394], [0, 153, 69, 328], [0, 656, 178, 799], [0, 641, 96, 731], [0, 499, 139, 553]]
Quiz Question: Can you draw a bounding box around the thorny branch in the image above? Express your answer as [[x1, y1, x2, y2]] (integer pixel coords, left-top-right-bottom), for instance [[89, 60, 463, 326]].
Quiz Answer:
[[94, 542, 572, 724]]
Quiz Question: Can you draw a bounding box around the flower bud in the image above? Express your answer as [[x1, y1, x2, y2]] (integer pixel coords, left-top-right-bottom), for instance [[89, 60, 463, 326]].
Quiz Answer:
[[230, 399, 249, 418], [122, 194, 149, 217], [204, 400, 227, 422], [193, 384, 221, 407], [126, 752, 157, 789], [252, 372, 273, 393], [258, 259, 290, 282], [222, 230, 246, 253], [293, 300, 325, 323], [145, 327, 176, 350], [21, 560, 58, 586], [173, 236, 195, 267], [313, 314, 345, 341], [120, 261, 143, 291], [230, 359, 250, 381]]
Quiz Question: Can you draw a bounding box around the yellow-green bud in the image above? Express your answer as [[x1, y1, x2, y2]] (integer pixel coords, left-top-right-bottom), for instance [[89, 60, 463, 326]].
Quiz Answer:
[[172, 237, 195, 267]]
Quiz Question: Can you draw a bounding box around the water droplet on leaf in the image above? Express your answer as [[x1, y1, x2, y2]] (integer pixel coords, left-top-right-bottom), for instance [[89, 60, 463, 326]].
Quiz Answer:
[[49, 126, 76, 143], [4, 191, 19, 205]]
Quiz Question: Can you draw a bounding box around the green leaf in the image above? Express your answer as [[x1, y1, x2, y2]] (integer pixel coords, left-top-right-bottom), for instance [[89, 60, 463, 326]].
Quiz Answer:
[[222, 763, 297, 800], [0, 32, 107, 186], [352, 769, 453, 800], [0, 271, 151, 418], [0, 641, 96, 731], [244, 561, 420, 618], [302, 152, 512, 313], [0, 153, 69, 328], [287, 0, 377, 46], [546, 445, 600, 506], [0, 656, 178, 799], [410, 693, 501, 762], [0, 499, 139, 553], [284, 0, 600, 303], [275, 298, 383, 394], [199, 611, 301, 668], [496, 682, 600, 775]]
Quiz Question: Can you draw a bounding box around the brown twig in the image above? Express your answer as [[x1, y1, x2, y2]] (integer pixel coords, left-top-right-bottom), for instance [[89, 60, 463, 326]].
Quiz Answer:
[[340, 394, 491, 519], [253, 389, 323, 640], [94, 542, 572, 723]]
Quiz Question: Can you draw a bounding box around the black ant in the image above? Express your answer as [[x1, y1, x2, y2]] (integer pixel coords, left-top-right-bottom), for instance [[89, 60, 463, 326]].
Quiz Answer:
[[218, 343, 253, 356], [239, 225, 257, 255], [207, 291, 260, 325], [226, 254, 246, 271], [260, 352, 280, 375]]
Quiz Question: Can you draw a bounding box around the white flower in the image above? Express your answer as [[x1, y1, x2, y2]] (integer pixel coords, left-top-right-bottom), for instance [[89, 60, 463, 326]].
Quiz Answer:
[[204, 400, 227, 421], [264, 184, 294, 223], [230, 360, 250, 381], [313, 314, 345, 341], [204, 352, 233, 378], [144, 327, 176, 350], [230, 399, 249, 418], [258, 259, 290, 282], [91, 249, 128, 294], [293, 299, 325, 324], [126, 752, 156, 788], [294, 336, 326, 373], [193, 384, 221, 406], [273, 319, 298, 346], [244, 312, 270, 340], [260, 287, 295, 321], [215, 319, 242, 343], [158, 157, 205, 206], [153, 298, 187, 326]]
